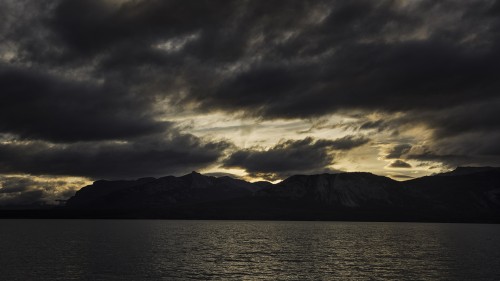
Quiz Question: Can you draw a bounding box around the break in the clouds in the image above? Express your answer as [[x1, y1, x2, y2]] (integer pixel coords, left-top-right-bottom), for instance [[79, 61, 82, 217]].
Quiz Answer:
[[0, 175, 88, 206], [1, 0, 500, 204]]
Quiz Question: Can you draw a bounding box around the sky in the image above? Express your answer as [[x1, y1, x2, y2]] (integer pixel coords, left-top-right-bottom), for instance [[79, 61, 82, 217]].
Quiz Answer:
[[1, 0, 500, 205]]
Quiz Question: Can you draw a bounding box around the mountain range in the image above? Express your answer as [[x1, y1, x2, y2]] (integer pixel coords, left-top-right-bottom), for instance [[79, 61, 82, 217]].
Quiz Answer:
[[58, 167, 500, 222], [2, 167, 499, 222]]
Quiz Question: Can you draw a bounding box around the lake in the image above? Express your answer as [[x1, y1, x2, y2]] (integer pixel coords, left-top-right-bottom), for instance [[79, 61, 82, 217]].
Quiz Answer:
[[1, 220, 499, 280]]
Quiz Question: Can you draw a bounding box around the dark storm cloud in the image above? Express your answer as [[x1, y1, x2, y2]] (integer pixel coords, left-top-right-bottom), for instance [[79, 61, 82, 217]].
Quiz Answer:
[[0, 65, 168, 142], [9, 0, 500, 119], [388, 160, 412, 168], [421, 99, 500, 142], [369, 99, 500, 166], [49, 0, 233, 56], [176, 1, 500, 118], [46, 0, 324, 63], [405, 138, 500, 167], [2, 0, 500, 180], [414, 104, 500, 165], [204, 40, 500, 119], [6, 0, 500, 114], [0, 133, 230, 179], [223, 136, 368, 180]]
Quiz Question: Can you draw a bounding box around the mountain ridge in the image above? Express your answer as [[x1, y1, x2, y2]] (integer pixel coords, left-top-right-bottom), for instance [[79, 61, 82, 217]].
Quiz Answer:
[[2, 167, 499, 222], [54, 167, 500, 222]]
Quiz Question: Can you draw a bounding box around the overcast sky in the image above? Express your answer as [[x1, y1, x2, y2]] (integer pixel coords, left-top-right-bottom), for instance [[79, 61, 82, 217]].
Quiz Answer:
[[1, 0, 500, 205]]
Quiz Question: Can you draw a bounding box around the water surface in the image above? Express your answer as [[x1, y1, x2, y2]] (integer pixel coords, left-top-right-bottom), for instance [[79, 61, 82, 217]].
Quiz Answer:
[[1, 220, 499, 280]]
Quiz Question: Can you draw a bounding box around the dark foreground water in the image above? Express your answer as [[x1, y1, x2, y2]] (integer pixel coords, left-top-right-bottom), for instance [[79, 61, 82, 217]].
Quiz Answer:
[[1, 220, 500, 281]]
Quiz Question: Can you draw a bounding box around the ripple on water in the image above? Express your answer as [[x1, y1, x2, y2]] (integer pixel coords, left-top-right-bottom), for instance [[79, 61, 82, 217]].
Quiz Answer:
[[1, 220, 500, 281]]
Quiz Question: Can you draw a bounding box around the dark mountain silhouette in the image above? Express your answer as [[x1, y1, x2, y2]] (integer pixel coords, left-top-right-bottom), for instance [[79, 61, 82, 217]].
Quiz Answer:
[[2, 167, 499, 222], [66, 171, 265, 209], [405, 168, 500, 216]]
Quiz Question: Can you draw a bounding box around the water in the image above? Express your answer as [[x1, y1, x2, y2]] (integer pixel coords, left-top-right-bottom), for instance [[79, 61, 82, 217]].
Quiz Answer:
[[1, 220, 499, 281]]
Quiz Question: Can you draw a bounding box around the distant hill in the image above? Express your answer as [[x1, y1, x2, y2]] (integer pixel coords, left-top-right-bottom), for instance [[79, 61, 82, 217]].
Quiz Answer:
[[2, 168, 499, 222]]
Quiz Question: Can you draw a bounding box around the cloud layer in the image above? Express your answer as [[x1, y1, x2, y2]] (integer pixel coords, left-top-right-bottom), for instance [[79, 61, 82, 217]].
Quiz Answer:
[[0, 133, 230, 179], [2, 0, 500, 203]]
